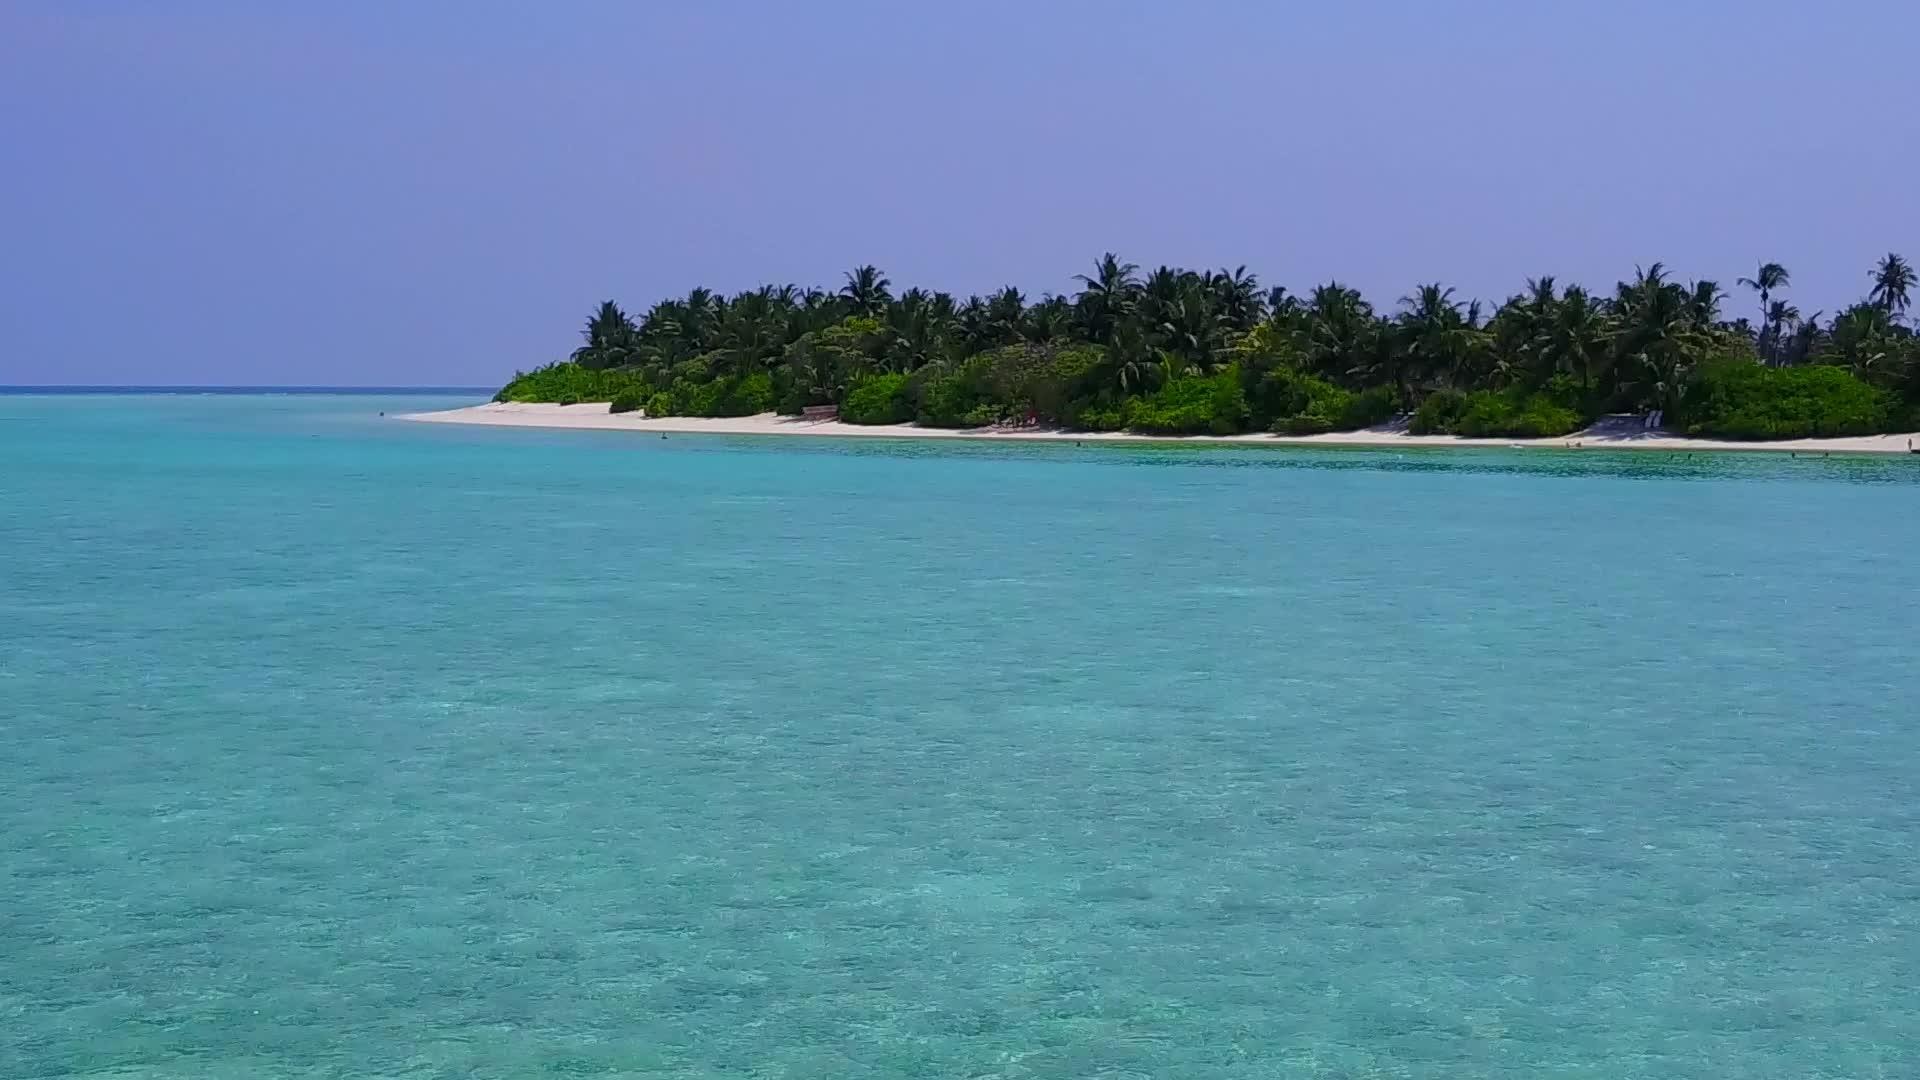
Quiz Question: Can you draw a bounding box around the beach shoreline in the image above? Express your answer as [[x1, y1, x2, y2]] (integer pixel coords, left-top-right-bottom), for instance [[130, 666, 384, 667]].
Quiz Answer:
[[399, 402, 1920, 456]]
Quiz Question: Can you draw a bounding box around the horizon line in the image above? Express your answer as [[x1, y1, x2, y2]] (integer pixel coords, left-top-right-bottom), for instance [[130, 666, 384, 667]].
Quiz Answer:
[[0, 384, 495, 393]]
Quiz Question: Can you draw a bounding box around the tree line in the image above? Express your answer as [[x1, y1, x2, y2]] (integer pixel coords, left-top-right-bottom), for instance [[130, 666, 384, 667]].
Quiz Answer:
[[497, 254, 1920, 439]]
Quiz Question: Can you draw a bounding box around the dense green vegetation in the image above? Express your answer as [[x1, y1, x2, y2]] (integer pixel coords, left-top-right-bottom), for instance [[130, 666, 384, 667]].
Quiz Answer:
[[496, 254, 1920, 440], [1676, 362, 1893, 439]]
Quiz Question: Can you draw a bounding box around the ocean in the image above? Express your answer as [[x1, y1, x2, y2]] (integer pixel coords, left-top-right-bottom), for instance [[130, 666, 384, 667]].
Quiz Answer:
[[4, 392, 1917, 1078]]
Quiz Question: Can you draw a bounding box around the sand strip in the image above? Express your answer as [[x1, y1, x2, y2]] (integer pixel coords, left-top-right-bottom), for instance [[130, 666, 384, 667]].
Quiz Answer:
[[398, 402, 1920, 456]]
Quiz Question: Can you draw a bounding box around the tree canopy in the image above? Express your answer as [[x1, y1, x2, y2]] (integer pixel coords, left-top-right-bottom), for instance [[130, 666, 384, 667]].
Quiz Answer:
[[501, 255, 1920, 441]]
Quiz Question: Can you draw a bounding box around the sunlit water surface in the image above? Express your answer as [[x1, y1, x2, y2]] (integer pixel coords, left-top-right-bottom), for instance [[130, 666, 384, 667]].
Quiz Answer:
[[3, 393, 1917, 1078]]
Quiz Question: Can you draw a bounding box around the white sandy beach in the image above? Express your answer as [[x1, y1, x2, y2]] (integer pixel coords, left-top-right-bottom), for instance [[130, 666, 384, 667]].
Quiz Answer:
[[401, 402, 1920, 456]]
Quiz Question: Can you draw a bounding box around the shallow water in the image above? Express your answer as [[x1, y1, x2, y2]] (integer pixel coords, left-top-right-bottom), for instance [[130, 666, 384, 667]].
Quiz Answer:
[[3, 394, 1917, 1079]]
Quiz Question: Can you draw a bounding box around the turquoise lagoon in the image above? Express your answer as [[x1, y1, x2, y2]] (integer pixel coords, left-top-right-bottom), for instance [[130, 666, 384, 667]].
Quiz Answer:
[[2, 393, 1917, 1078]]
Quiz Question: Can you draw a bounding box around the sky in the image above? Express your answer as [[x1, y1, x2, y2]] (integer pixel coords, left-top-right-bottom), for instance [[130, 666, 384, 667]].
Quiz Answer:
[[2, 2, 1914, 387]]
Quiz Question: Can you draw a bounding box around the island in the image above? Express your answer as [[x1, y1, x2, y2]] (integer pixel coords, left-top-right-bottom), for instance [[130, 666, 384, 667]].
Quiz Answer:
[[411, 255, 1920, 453]]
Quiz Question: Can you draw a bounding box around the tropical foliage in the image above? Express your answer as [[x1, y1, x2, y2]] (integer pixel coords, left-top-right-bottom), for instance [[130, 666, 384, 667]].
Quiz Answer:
[[840, 373, 914, 425], [497, 255, 1920, 440], [1676, 362, 1892, 440], [496, 361, 647, 406]]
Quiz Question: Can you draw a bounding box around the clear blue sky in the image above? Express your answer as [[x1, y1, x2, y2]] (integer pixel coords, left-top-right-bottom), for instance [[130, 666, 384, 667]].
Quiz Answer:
[[3, 2, 1914, 386]]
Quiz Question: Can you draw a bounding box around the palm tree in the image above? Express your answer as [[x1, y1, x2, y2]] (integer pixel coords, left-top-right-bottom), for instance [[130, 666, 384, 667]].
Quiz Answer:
[[1477, 278, 1559, 387], [1140, 266, 1187, 312], [1545, 286, 1612, 394], [796, 288, 841, 336], [985, 286, 1027, 346], [1827, 304, 1898, 384], [682, 287, 718, 332], [1264, 285, 1301, 319], [572, 300, 637, 369], [1524, 276, 1558, 312], [1613, 267, 1705, 412], [1397, 284, 1486, 391], [1737, 262, 1790, 334], [1738, 263, 1791, 364], [1209, 266, 1265, 331], [925, 291, 960, 361], [1766, 300, 1799, 343], [878, 288, 943, 373], [953, 295, 990, 354], [1105, 322, 1158, 395], [1301, 283, 1379, 386], [1022, 295, 1073, 343], [1784, 310, 1826, 365], [840, 265, 893, 318], [1072, 253, 1139, 344], [1075, 253, 1139, 300], [710, 289, 787, 376], [636, 298, 683, 357], [1483, 298, 1532, 387], [1869, 253, 1914, 316], [1687, 280, 1726, 326], [1131, 269, 1229, 371]]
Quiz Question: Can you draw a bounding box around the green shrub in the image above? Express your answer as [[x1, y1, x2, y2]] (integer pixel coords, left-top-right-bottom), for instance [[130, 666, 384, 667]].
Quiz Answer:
[[1125, 367, 1249, 435], [738, 372, 777, 415], [916, 358, 995, 427], [776, 378, 807, 416], [1066, 399, 1126, 431], [1031, 346, 1106, 421], [1409, 389, 1469, 434], [1451, 391, 1580, 438], [1457, 392, 1555, 437], [670, 354, 714, 385], [842, 373, 915, 425], [608, 388, 647, 414], [1677, 361, 1893, 439], [668, 378, 706, 415], [1410, 389, 1579, 438], [710, 372, 774, 417], [1270, 413, 1335, 435], [916, 348, 1106, 428], [1251, 368, 1344, 431], [1518, 401, 1582, 437], [1340, 385, 1399, 429], [784, 318, 883, 408], [644, 392, 673, 418], [1536, 373, 1587, 412], [494, 361, 649, 404], [956, 343, 1109, 423], [1251, 369, 1397, 434], [666, 372, 776, 417], [915, 375, 972, 427]]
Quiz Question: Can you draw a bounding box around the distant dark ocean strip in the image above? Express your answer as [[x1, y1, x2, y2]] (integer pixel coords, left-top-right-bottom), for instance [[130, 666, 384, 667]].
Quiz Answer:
[[0, 386, 493, 395]]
